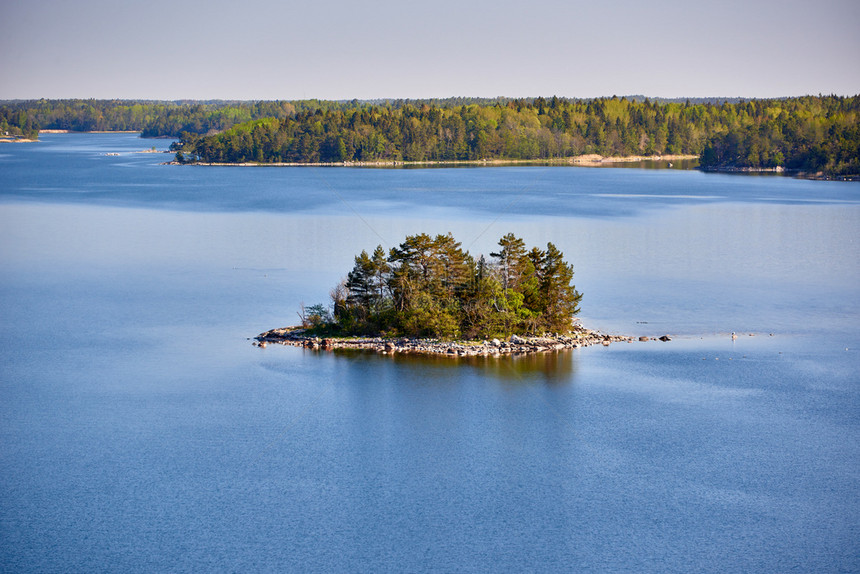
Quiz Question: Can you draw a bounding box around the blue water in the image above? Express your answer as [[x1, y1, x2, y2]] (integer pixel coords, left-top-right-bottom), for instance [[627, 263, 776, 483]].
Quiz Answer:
[[1, 133, 858, 572]]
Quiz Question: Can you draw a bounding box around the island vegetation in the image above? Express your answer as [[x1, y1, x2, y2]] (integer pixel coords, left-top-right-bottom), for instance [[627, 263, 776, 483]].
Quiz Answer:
[[298, 232, 582, 341], [2, 95, 857, 177]]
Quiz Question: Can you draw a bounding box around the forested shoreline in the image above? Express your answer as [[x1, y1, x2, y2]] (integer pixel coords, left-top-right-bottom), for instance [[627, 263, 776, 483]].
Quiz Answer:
[[2, 96, 857, 176]]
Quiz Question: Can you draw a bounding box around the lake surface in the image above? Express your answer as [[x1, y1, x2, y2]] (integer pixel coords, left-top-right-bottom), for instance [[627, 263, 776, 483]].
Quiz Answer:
[[1, 133, 858, 572]]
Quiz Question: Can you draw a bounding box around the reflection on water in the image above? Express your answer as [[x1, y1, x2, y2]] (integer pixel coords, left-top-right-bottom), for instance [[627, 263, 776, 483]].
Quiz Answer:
[[330, 347, 577, 383], [595, 158, 700, 170]]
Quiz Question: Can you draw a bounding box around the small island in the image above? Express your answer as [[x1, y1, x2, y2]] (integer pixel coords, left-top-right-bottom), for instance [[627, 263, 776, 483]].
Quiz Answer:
[[255, 232, 667, 357]]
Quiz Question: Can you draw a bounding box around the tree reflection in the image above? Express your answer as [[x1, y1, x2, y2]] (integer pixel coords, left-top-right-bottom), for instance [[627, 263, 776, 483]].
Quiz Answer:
[[332, 347, 577, 384]]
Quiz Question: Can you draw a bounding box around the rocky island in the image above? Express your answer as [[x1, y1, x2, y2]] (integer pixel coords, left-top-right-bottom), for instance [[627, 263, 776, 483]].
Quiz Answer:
[[254, 325, 668, 357], [254, 231, 671, 358]]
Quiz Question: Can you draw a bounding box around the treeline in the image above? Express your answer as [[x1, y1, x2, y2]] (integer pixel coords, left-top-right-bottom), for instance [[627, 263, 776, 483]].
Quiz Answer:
[[0, 107, 39, 139], [0, 97, 515, 138], [174, 95, 860, 176], [312, 232, 582, 340], [699, 97, 860, 175], [3, 96, 857, 175], [176, 96, 713, 163], [0, 99, 300, 136]]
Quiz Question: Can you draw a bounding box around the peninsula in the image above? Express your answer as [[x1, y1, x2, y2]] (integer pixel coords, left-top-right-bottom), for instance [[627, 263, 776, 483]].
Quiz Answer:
[[169, 95, 859, 179]]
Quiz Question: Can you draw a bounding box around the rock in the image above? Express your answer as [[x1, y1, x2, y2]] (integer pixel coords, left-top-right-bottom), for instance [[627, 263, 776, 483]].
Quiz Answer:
[[255, 325, 640, 358], [659, 335, 671, 342], [639, 336, 649, 342]]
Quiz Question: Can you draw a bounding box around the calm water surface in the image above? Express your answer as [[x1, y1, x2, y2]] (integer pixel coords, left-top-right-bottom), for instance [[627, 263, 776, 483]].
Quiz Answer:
[[1, 134, 858, 572]]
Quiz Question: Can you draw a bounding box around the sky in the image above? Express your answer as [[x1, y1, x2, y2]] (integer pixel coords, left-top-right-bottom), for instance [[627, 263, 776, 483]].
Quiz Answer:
[[1, 0, 858, 101]]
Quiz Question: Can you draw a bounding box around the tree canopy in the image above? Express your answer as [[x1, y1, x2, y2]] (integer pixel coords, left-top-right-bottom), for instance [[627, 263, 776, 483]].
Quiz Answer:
[[325, 232, 582, 340], [171, 95, 859, 177]]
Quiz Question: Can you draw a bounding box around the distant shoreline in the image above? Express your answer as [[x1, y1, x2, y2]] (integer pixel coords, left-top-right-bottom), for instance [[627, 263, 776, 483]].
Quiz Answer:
[[169, 154, 699, 168], [39, 129, 141, 134], [700, 165, 860, 182], [1, 129, 143, 142]]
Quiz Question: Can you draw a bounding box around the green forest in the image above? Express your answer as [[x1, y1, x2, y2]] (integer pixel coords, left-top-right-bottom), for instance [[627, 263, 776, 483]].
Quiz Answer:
[[305, 232, 582, 340], [0, 98, 504, 138], [2, 96, 858, 176], [173, 95, 859, 176], [0, 99, 299, 137]]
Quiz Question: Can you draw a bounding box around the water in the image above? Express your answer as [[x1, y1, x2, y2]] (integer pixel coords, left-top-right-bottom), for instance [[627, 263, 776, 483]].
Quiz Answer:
[[1, 133, 858, 572]]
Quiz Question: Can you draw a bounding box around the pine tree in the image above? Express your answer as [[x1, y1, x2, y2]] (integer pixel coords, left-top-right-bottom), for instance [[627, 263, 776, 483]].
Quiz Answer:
[[539, 242, 582, 332]]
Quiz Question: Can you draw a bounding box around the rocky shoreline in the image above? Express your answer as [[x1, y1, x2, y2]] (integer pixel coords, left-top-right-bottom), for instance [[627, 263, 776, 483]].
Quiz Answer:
[[254, 325, 671, 357]]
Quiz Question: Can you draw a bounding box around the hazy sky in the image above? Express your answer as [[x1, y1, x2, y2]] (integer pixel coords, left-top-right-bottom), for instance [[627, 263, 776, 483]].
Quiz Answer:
[[1, 0, 858, 100]]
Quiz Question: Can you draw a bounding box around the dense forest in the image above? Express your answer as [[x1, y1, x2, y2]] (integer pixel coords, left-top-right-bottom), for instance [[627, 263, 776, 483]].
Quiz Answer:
[[0, 99, 299, 136], [173, 96, 859, 177], [0, 98, 520, 138], [2, 96, 857, 176], [0, 106, 40, 139], [699, 97, 860, 175], [306, 232, 582, 340]]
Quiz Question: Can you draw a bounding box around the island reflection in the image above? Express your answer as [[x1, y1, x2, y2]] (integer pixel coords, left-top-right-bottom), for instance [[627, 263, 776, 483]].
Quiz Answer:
[[331, 347, 577, 384]]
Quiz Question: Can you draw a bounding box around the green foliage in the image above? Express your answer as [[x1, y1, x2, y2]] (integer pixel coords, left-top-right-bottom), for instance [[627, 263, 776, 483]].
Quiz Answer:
[[327, 232, 582, 340], [0, 99, 298, 137], [173, 95, 858, 176], [698, 95, 860, 176], [299, 302, 331, 329], [4, 96, 856, 176], [0, 107, 39, 139]]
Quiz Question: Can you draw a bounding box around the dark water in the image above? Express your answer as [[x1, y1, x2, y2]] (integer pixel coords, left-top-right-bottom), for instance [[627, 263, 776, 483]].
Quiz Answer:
[[1, 134, 858, 572]]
